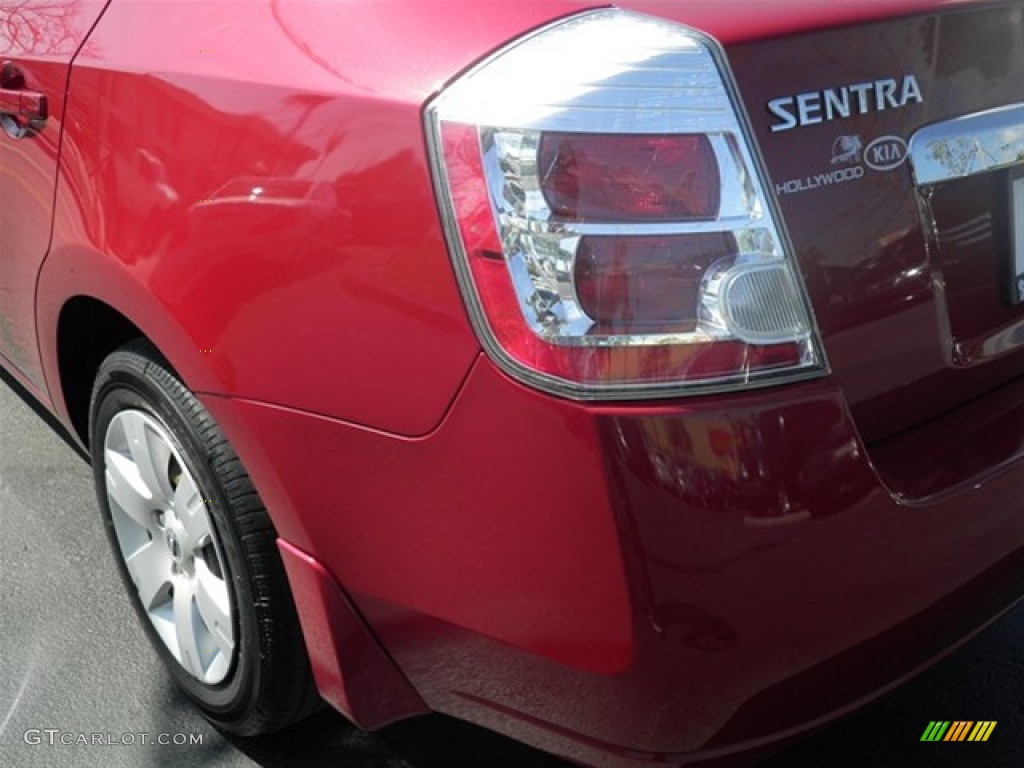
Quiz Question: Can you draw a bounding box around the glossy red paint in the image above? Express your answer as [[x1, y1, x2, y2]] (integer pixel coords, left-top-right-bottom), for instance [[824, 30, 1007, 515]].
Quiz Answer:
[[2, 1, 1022, 767], [204, 356, 1024, 765], [40, 0, 516, 436], [277, 539, 429, 729], [728, 5, 1024, 443], [202, 358, 636, 678], [622, 0, 998, 43], [0, 0, 108, 392]]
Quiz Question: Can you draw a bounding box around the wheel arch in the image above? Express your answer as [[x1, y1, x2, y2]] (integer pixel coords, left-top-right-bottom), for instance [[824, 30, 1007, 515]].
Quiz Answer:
[[37, 244, 226, 445], [55, 296, 145, 446], [37, 241, 328, 557], [42, 264, 429, 732]]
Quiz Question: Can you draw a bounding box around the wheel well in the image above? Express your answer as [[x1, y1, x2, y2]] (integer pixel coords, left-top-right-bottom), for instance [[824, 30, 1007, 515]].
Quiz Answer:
[[57, 297, 144, 445]]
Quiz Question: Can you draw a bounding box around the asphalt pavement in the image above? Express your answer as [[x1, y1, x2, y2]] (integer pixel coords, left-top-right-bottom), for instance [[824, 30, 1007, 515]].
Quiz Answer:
[[0, 369, 1021, 768]]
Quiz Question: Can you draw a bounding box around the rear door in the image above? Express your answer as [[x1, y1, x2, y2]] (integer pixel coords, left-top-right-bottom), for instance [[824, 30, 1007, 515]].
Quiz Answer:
[[0, 0, 109, 393]]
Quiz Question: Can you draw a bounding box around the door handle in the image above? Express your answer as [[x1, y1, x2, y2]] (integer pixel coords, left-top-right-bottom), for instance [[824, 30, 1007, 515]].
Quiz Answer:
[[0, 61, 47, 138], [0, 88, 47, 121]]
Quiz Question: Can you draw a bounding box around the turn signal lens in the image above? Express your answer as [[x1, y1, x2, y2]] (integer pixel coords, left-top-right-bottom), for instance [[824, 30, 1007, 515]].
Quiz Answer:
[[427, 10, 825, 399]]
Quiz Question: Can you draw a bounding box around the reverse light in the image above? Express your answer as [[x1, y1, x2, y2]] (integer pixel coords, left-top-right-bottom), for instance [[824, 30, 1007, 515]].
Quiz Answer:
[[426, 9, 825, 398]]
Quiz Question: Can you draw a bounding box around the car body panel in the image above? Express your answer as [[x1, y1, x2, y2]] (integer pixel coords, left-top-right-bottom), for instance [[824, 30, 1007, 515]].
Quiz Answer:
[[277, 538, 430, 729], [0, 0, 109, 391], [23, 0, 1019, 439], [39, 0, 504, 436], [201, 356, 637, 678], [729, 3, 1024, 444], [1, 1, 1022, 767], [203, 354, 1024, 762]]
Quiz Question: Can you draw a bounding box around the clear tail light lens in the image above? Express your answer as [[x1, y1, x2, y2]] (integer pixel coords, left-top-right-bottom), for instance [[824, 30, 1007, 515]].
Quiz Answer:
[[426, 9, 825, 399]]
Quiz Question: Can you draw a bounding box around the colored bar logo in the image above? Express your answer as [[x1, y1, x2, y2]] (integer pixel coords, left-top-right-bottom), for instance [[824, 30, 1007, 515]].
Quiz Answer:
[[920, 721, 996, 742]]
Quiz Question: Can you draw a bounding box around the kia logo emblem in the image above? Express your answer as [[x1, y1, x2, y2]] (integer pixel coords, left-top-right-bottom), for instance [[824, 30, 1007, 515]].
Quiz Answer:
[[864, 135, 909, 171]]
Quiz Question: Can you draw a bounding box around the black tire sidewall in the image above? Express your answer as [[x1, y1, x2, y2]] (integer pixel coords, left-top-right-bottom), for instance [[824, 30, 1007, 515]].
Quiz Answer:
[[90, 358, 262, 722]]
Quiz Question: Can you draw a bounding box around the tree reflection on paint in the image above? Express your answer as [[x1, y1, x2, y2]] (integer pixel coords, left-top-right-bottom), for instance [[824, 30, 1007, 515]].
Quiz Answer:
[[0, 0, 101, 57]]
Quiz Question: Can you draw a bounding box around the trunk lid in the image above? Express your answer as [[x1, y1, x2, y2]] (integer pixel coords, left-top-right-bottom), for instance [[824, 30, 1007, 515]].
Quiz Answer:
[[718, 2, 1024, 444]]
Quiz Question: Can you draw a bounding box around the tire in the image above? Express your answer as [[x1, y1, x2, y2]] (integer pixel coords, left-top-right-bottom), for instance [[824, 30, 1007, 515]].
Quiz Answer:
[[89, 339, 320, 735]]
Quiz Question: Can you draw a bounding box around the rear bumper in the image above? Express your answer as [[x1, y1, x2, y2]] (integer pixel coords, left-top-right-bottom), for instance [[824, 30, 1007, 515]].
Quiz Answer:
[[201, 359, 1024, 766]]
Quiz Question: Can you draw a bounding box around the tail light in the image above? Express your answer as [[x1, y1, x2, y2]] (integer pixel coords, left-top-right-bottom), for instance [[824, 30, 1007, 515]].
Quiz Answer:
[[426, 9, 825, 399]]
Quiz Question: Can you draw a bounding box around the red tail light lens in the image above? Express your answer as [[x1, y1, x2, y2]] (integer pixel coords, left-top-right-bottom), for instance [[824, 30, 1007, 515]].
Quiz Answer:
[[538, 134, 720, 221], [574, 234, 735, 331], [427, 10, 825, 399]]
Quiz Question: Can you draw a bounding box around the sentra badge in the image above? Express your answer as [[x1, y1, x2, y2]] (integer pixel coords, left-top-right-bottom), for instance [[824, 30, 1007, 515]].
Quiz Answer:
[[768, 75, 923, 133]]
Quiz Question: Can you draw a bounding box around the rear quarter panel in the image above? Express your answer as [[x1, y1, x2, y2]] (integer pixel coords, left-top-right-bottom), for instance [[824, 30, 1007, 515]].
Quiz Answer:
[[41, 0, 562, 436]]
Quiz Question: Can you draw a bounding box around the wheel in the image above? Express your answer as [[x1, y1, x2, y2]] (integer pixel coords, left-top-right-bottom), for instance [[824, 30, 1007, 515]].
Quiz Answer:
[[89, 339, 320, 735]]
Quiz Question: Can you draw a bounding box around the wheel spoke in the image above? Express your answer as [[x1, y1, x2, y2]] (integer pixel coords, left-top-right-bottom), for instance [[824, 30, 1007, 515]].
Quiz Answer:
[[173, 578, 203, 679], [124, 416, 174, 504], [104, 408, 238, 686], [125, 541, 172, 610], [105, 450, 157, 531], [195, 566, 234, 656], [173, 473, 211, 547]]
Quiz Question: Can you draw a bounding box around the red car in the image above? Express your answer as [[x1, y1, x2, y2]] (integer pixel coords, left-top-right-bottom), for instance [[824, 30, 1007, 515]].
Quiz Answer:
[[1, 1, 1022, 765]]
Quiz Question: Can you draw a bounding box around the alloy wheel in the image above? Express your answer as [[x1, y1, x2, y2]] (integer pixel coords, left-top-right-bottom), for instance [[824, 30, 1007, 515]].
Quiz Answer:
[[103, 409, 235, 684]]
